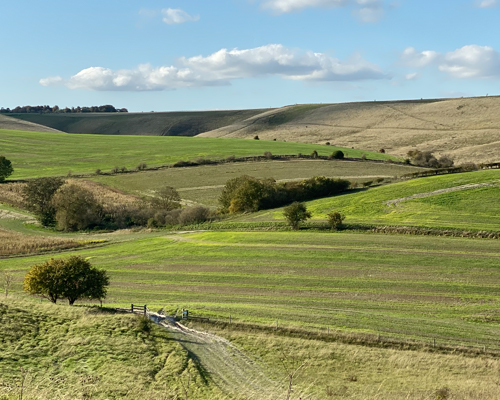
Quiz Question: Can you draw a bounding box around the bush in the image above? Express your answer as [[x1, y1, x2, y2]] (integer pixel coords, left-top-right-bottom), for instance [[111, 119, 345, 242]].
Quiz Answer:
[[327, 211, 345, 230], [407, 150, 454, 168], [120, 166, 127, 173], [148, 186, 181, 211], [0, 156, 14, 182], [379, 148, 385, 153], [136, 162, 147, 171], [111, 166, 120, 174], [95, 168, 102, 175], [23, 256, 109, 305], [283, 202, 311, 230], [264, 151, 273, 159], [253, 135, 259, 140], [311, 150, 318, 159], [178, 206, 211, 225], [331, 150, 344, 160]]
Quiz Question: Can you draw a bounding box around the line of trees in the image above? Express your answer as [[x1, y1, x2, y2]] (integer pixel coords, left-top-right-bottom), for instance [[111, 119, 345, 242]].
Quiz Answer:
[[22, 177, 212, 232], [0, 105, 128, 114], [219, 175, 351, 214]]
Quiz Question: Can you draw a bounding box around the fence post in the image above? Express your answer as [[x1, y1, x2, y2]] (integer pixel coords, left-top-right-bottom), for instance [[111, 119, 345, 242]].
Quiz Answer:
[[144, 305, 147, 317], [131, 304, 134, 313]]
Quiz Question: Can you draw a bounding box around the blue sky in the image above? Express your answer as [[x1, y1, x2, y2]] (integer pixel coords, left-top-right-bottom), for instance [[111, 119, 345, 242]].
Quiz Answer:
[[1, 0, 499, 111]]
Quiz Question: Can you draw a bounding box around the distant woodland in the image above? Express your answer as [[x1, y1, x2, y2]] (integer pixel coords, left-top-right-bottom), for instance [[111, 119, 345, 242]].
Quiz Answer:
[[0, 105, 128, 113]]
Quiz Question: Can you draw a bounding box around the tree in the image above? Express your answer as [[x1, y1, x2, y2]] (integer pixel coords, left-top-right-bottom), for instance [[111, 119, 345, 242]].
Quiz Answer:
[[3, 271, 13, 297], [327, 211, 345, 230], [51, 185, 103, 231], [330, 150, 344, 160], [148, 186, 181, 211], [24, 256, 109, 305], [283, 202, 311, 230], [22, 177, 65, 226], [0, 156, 14, 182]]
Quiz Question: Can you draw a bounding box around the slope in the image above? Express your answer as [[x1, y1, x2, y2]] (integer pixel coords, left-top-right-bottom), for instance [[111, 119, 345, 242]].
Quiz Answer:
[[0, 114, 62, 133], [8, 109, 270, 136], [198, 96, 500, 165]]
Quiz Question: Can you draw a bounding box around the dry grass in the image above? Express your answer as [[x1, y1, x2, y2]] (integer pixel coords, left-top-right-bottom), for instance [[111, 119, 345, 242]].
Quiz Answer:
[[199, 96, 500, 165], [0, 228, 83, 256], [0, 179, 139, 212], [0, 114, 61, 132]]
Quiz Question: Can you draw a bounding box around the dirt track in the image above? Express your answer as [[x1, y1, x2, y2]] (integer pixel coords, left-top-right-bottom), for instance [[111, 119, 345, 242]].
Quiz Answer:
[[149, 313, 281, 399]]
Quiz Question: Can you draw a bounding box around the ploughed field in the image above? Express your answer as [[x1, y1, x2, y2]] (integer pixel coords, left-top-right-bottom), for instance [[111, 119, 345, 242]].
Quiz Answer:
[[3, 231, 500, 350], [0, 128, 395, 179]]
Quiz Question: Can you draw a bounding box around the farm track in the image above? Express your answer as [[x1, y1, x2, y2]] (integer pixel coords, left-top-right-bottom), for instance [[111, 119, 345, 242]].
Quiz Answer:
[[385, 182, 499, 206], [150, 314, 281, 399]]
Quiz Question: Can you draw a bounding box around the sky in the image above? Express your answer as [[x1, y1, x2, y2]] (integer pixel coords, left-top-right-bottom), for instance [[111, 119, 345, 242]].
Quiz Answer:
[[1, 0, 499, 112]]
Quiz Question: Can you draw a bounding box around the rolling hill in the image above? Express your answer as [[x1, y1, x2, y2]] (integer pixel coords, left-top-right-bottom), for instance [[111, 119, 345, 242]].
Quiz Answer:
[[8, 109, 270, 136], [8, 96, 500, 165], [0, 114, 62, 133]]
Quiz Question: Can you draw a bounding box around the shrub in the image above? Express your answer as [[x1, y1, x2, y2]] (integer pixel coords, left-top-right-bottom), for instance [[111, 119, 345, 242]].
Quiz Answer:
[[120, 166, 127, 173], [111, 166, 120, 174], [137, 162, 147, 171], [325, 142, 330, 146], [179, 206, 211, 225], [283, 202, 311, 230], [148, 186, 181, 211], [95, 168, 102, 175], [379, 148, 385, 153], [362, 181, 373, 187], [407, 150, 454, 168], [311, 150, 319, 159], [327, 211, 345, 230], [0, 156, 14, 182], [331, 150, 344, 160], [225, 155, 236, 163], [253, 135, 260, 140], [264, 151, 273, 159], [361, 154, 367, 161]]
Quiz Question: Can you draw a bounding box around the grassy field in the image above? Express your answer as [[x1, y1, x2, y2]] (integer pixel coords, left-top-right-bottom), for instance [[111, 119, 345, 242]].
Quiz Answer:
[[0, 129, 395, 179], [242, 169, 500, 231], [0, 297, 223, 400], [8, 109, 269, 136], [91, 160, 422, 207], [2, 231, 500, 350], [199, 96, 500, 165]]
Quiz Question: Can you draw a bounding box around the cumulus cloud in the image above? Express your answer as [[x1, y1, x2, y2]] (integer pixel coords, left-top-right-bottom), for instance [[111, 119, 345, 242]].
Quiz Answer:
[[400, 45, 500, 79], [259, 0, 389, 21], [39, 44, 389, 91], [162, 8, 199, 24], [475, 0, 497, 8]]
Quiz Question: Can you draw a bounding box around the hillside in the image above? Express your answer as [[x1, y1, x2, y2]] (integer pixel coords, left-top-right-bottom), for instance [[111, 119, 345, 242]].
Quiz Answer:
[[0, 114, 62, 133], [198, 96, 500, 165], [0, 129, 396, 179], [244, 168, 500, 231], [9, 109, 270, 136]]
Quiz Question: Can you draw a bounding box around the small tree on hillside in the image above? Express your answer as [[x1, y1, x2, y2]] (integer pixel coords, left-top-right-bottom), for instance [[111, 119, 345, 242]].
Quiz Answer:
[[22, 177, 65, 226], [331, 150, 344, 160], [0, 156, 14, 182], [149, 186, 181, 211], [24, 256, 109, 305], [3, 272, 14, 297], [283, 202, 311, 230]]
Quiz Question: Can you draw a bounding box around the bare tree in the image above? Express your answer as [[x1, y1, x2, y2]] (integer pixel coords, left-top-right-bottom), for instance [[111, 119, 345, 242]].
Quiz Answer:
[[279, 350, 307, 400], [3, 271, 13, 297]]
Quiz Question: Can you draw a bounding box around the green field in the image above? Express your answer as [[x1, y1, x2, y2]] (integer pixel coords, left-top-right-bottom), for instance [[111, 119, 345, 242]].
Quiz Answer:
[[3, 231, 500, 350], [0, 129, 396, 179], [91, 160, 422, 207], [241, 169, 500, 231]]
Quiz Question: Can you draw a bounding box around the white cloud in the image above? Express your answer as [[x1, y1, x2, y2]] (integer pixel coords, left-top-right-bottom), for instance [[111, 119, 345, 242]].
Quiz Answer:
[[161, 8, 199, 24], [405, 72, 420, 80], [400, 47, 439, 68], [260, 0, 388, 21], [39, 44, 389, 91], [400, 45, 500, 79], [475, 0, 497, 8], [439, 45, 500, 79]]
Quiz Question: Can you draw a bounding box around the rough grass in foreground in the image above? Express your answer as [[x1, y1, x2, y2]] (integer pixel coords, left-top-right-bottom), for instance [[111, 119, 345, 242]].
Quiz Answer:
[[0, 297, 224, 400]]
